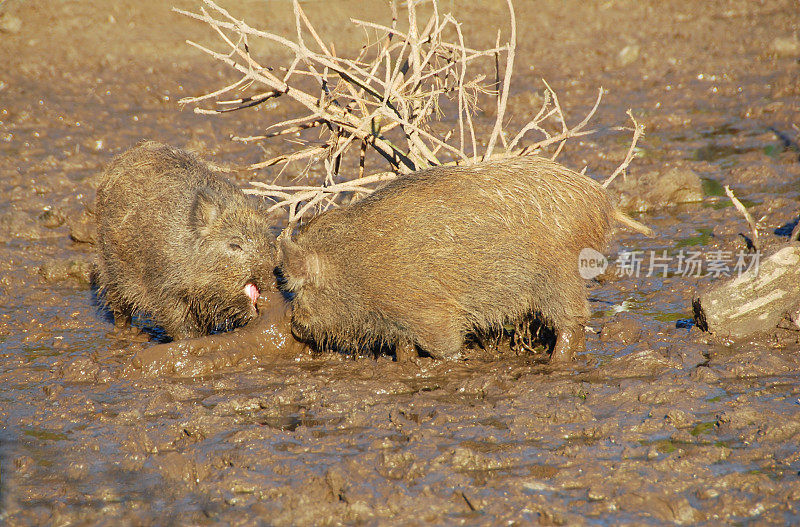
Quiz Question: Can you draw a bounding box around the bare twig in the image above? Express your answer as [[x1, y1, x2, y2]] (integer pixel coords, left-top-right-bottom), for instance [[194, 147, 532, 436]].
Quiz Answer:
[[232, 118, 326, 143], [602, 109, 644, 188], [724, 185, 760, 251], [483, 0, 515, 159]]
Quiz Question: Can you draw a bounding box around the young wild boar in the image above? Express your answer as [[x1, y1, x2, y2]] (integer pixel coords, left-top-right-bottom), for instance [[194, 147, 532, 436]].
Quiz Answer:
[[279, 156, 651, 363], [95, 141, 279, 340]]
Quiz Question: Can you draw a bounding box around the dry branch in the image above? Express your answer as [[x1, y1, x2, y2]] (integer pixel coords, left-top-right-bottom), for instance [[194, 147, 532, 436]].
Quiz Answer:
[[724, 185, 760, 251], [177, 0, 643, 223], [602, 110, 644, 188]]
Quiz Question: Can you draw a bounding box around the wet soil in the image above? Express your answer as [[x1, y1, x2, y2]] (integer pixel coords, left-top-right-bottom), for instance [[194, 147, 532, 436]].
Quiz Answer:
[[2, 1, 800, 525]]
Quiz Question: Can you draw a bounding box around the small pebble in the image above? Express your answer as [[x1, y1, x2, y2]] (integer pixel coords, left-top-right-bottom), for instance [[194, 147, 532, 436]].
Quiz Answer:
[[618, 44, 640, 66], [0, 13, 22, 34], [771, 36, 800, 57]]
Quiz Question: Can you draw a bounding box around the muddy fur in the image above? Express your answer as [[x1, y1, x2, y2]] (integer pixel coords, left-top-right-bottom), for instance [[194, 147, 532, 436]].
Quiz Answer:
[[95, 141, 279, 339], [279, 156, 621, 359]]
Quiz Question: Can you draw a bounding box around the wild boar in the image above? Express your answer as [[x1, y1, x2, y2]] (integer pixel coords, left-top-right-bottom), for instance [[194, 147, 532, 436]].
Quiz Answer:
[[279, 156, 651, 362], [95, 141, 279, 340]]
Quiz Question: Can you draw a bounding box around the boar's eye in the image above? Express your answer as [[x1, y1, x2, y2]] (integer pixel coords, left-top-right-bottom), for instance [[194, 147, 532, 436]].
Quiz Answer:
[[228, 242, 243, 251]]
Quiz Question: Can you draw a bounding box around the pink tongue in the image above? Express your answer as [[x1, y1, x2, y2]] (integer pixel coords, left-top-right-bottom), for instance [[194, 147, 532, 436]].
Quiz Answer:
[[245, 283, 260, 305]]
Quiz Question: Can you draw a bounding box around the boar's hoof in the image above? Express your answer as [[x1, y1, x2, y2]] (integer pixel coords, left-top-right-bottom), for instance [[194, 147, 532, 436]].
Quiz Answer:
[[112, 310, 132, 330], [107, 323, 148, 342], [395, 340, 420, 362], [549, 325, 586, 363]]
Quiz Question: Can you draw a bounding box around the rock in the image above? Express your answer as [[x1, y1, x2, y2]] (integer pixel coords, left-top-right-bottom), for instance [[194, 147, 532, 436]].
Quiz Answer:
[[0, 209, 40, 240], [38, 258, 92, 284], [38, 208, 66, 229], [665, 409, 694, 429], [600, 312, 642, 344], [770, 35, 800, 57], [693, 243, 800, 339], [0, 13, 22, 34], [689, 366, 720, 383], [618, 44, 640, 67], [614, 166, 703, 212], [68, 207, 96, 244]]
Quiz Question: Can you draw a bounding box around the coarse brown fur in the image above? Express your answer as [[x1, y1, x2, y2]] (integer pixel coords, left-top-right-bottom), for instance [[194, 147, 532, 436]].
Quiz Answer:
[[95, 141, 279, 340], [279, 156, 644, 361]]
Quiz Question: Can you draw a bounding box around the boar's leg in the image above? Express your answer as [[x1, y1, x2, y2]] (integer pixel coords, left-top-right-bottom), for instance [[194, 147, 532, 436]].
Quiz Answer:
[[414, 326, 464, 360], [543, 272, 590, 364], [549, 324, 586, 363], [394, 339, 419, 362], [161, 303, 205, 341], [107, 306, 147, 341], [101, 284, 133, 331], [112, 307, 132, 330]]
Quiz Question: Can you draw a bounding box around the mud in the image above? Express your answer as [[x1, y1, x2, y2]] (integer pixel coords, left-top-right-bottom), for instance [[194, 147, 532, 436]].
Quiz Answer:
[[2, 1, 800, 525]]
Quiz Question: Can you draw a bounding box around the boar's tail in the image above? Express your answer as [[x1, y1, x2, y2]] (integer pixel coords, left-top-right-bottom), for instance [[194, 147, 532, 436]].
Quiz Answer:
[[613, 209, 654, 237]]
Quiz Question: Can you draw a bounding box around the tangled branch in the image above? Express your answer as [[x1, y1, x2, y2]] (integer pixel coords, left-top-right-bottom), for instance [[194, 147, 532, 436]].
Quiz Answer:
[[177, 0, 642, 222]]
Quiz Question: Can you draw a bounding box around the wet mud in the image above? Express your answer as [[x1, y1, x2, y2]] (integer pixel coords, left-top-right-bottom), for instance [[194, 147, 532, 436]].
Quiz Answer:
[[2, 1, 800, 525]]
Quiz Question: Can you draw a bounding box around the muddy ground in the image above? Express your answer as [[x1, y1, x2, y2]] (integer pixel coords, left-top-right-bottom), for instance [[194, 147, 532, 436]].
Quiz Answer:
[[2, 0, 800, 525]]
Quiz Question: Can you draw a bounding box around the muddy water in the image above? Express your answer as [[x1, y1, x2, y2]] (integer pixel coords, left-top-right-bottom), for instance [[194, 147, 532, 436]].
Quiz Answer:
[[2, 0, 800, 525]]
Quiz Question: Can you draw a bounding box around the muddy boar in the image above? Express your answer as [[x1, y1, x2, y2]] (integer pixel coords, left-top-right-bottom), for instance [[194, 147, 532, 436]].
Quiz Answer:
[[279, 156, 651, 362], [95, 141, 279, 340]]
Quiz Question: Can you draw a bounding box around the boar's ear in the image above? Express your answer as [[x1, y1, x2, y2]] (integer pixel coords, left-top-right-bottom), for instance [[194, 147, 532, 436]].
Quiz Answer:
[[191, 187, 225, 238], [278, 231, 323, 287]]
